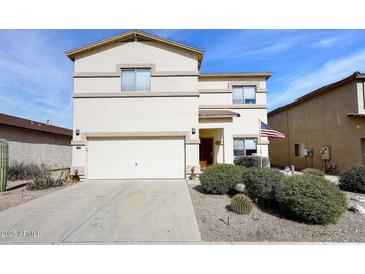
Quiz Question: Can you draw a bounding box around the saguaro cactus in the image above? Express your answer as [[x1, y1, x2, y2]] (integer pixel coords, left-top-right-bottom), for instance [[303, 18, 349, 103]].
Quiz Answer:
[[0, 139, 8, 192]]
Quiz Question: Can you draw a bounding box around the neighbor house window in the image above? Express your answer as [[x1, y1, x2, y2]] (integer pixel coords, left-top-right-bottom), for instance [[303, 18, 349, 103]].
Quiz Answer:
[[233, 138, 257, 156], [294, 144, 303, 157], [232, 86, 256, 104], [294, 144, 300, 157], [121, 68, 151, 92]]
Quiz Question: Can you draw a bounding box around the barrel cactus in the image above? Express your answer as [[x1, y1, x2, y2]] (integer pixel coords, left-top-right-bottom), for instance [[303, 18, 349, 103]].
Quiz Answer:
[[230, 194, 252, 214], [0, 139, 9, 192]]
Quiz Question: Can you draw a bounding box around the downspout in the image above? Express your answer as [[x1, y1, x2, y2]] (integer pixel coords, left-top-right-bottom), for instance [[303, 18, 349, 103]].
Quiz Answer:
[[286, 110, 291, 166], [363, 80, 365, 111]]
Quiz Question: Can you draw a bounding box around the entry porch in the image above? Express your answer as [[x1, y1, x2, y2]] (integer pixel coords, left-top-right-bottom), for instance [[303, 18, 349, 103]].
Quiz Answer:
[[198, 110, 237, 170], [198, 109, 266, 170]]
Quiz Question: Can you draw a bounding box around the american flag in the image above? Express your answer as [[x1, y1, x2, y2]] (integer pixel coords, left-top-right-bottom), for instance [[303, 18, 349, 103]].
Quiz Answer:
[[260, 121, 285, 138]]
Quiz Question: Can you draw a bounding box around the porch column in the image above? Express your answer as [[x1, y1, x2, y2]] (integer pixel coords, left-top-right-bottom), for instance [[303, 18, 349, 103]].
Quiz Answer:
[[223, 124, 234, 164]]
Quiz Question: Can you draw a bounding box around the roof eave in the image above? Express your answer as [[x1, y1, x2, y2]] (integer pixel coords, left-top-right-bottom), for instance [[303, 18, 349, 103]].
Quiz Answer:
[[347, 113, 365, 118], [269, 72, 363, 117], [65, 30, 204, 67], [199, 72, 272, 79], [199, 116, 236, 119], [0, 113, 72, 137], [198, 110, 241, 118]]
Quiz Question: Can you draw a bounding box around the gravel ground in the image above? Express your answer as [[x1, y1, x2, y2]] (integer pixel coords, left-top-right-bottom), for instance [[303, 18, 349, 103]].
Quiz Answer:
[[188, 183, 365, 242], [0, 180, 77, 212]]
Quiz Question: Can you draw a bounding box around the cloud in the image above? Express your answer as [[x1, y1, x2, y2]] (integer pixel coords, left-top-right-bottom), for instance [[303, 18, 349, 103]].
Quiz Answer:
[[148, 29, 181, 38], [147, 29, 194, 43], [268, 48, 365, 109], [204, 30, 307, 63], [314, 37, 341, 48], [235, 40, 295, 58], [203, 30, 362, 71], [0, 30, 73, 128], [311, 31, 358, 49]]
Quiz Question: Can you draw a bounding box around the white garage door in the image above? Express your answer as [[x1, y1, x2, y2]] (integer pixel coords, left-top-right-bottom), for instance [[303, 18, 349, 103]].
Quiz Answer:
[[87, 137, 185, 179]]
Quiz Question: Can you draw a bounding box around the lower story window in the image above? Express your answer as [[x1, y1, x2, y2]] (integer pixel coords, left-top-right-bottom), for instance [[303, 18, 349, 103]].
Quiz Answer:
[[294, 143, 304, 157], [233, 138, 257, 156]]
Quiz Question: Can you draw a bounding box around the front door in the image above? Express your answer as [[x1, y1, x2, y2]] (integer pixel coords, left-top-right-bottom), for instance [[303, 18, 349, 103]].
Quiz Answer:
[[200, 138, 214, 168]]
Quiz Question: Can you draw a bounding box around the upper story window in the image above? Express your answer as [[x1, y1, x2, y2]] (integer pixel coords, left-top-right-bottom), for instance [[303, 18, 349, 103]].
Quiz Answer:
[[232, 86, 256, 104], [121, 68, 151, 92]]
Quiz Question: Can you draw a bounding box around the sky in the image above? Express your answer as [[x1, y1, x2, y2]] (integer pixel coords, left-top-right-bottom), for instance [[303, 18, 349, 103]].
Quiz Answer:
[[1, 29, 365, 129]]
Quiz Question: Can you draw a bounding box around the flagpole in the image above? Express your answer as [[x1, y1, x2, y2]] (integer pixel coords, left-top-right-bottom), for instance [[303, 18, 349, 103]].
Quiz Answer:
[[259, 118, 262, 168]]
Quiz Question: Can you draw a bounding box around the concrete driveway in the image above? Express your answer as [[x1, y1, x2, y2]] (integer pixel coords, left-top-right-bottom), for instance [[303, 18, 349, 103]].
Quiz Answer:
[[0, 180, 201, 244]]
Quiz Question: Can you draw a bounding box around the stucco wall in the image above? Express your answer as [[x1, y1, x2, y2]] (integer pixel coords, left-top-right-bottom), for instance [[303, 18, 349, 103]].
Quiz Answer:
[[74, 76, 198, 93], [267, 110, 290, 167], [72, 96, 200, 175], [198, 76, 269, 158], [74, 42, 198, 72], [73, 42, 198, 95], [268, 80, 365, 173], [198, 77, 267, 105], [198, 77, 267, 90], [72, 40, 200, 176], [73, 97, 199, 136], [0, 125, 71, 168], [199, 92, 266, 105], [73, 41, 199, 139]]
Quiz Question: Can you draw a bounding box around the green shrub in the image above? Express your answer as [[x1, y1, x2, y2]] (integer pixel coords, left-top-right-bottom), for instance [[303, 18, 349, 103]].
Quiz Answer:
[[242, 168, 284, 201], [339, 167, 365, 193], [8, 162, 46, 181], [200, 164, 246, 194], [302, 168, 325, 177], [230, 194, 252, 214], [234, 156, 269, 168], [26, 176, 64, 190], [274, 175, 347, 224], [8, 162, 66, 191]]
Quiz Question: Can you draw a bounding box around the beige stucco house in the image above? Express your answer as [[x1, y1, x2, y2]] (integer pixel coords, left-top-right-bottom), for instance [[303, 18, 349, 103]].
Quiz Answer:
[[0, 112, 72, 169], [67, 30, 270, 180], [268, 72, 365, 174]]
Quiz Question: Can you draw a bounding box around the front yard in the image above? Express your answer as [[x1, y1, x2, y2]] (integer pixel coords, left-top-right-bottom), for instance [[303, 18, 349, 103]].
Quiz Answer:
[[1, 162, 79, 212], [0, 180, 75, 212], [189, 183, 365, 242], [189, 161, 365, 243]]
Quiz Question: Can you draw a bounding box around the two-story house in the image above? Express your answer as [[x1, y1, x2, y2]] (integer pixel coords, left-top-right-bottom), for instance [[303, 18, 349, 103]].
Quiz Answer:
[[67, 30, 270, 180], [269, 72, 365, 173]]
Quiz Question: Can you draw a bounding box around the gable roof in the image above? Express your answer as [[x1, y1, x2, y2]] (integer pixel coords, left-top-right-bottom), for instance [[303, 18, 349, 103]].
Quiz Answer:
[[0, 112, 72, 137], [268, 71, 365, 117], [66, 30, 204, 68]]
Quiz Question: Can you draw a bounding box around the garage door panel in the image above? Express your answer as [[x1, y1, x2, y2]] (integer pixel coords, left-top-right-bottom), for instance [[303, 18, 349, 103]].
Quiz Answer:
[[87, 137, 185, 179]]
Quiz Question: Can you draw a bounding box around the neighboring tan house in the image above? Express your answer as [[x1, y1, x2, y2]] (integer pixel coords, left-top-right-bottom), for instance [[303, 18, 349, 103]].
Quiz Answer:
[[268, 72, 365, 174], [67, 30, 270, 180], [0, 113, 72, 168]]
